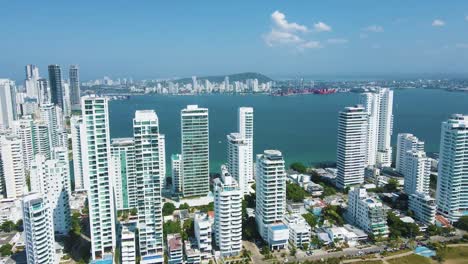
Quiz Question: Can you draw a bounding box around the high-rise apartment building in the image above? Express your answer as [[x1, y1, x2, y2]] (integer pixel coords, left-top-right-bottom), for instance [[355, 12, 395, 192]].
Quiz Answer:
[[255, 150, 289, 249], [40, 103, 63, 149], [227, 133, 249, 195], [25, 64, 40, 99], [436, 114, 468, 223], [81, 96, 116, 260], [22, 193, 56, 264], [133, 110, 164, 263], [181, 105, 209, 197], [159, 134, 166, 188], [69, 65, 81, 110], [214, 165, 242, 257], [33, 121, 51, 159], [110, 138, 136, 210], [360, 88, 393, 168], [71, 116, 84, 190], [171, 154, 182, 194], [396, 133, 425, 174], [37, 78, 50, 105], [0, 79, 17, 130], [1, 135, 26, 198], [403, 150, 431, 195], [30, 154, 71, 235], [238, 107, 254, 182], [12, 117, 35, 170], [48, 64, 64, 109], [336, 105, 368, 189]]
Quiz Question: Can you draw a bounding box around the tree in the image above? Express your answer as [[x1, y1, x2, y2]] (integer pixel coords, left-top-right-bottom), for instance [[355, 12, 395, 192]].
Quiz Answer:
[[182, 219, 194, 240], [290, 162, 307, 173], [302, 213, 318, 228], [290, 245, 297, 256], [15, 219, 23, 232], [454, 215, 468, 231], [286, 182, 308, 202], [384, 178, 399, 192], [0, 221, 16, 233], [302, 243, 309, 251], [179, 203, 190, 210], [260, 246, 270, 256], [163, 220, 181, 239], [130, 207, 138, 216], [162, 202, 176, 216], [0, 244, 13, 256]]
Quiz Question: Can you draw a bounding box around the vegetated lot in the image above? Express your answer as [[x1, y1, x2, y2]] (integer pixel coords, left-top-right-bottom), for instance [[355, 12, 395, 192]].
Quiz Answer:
[[387, 254, 432, 264], [440, 246, 468, 264]]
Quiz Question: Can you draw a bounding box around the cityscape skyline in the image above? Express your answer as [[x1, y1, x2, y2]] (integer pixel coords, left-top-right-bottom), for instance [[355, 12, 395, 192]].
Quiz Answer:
[[1, 1, 468, 81]]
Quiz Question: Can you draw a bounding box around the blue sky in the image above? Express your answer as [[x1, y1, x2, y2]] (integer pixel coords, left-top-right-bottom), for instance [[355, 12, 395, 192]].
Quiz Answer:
[[1, 1, 468, 80]]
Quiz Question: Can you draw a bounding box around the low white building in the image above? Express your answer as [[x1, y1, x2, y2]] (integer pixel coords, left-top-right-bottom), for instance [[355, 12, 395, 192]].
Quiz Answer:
[[306, 182, 324, 197], [0, 198, 22, 225], [267, 223, 289, 250], [347, 188, 389, 238], [121, 226, 136, 264], [194, 213, 212, 260], [184, 239, 201, 264], [409, 192, 436, 224], [167, 233, 183, 264], [324, 226, 359, 247], [284, 214, 311, 249]]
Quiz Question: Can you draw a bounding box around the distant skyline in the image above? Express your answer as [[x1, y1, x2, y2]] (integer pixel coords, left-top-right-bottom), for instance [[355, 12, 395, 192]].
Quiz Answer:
[[1, 1, 468, 81]]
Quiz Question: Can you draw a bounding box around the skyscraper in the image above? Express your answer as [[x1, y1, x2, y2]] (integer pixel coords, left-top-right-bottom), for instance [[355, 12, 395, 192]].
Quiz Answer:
[[159, 134, 166, 188], [25, 64, 40, 99], [238, 107, 254, 183], [436, 114, 468, 223], [22, 193, 56, 264], [33, 121, 51, 159], [0, 79, 17, 130], [81, 96, 116, 259], [1, 135, 26, 198], [71, 116, 84, 190], [359, 88, 393, 168], [40, 103, 63, 148], [255, 150, 289, 249], [110, 138, 136, 210], [214, 165, 242, 257], [181, 105, 209, 197], [396, 133, 425, 174], [403, 150, 431, 195], [227, 133, 249, 195], [48, 64, 64, 109], [133, 110, 164, 263], [12, 117, 35, 170], [30, 154, 71, 235], [171, 154, 182, 194], [37, 78, 50, 105], [336, 105, 368, 189], [69, 65, 81, 110]]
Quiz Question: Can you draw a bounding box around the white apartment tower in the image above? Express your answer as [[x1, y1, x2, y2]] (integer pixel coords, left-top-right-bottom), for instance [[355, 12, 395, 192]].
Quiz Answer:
[[1, 135, 26, 198], [403, 150, 431, 195], [181, 105, 209, 197], [0, 79, 17, 130], [25, 64, 40, 99], [336, 105, 368, 189], [33, 121, 51, 159], [238, 107, 254, 182], [23, 193, 56, 264], [71, 115, 84, 190], [214, 165, 242, 257], [347, 188, 389, 238], [81, 96, 116, 260], [133, 110, 164, 263], [12, 117, 35, 170], [396, 133, 425, 174], [30, 154, 71, 235], [436, 114, 468, 223], [40, 103, 63, 148], [159, 134, 166, 188], [227, 133, 249, 195], [360, 88, 394, 168], [171, 154, 182, 194], [110, 138, 136, 210], [255, 150, 287, 243]]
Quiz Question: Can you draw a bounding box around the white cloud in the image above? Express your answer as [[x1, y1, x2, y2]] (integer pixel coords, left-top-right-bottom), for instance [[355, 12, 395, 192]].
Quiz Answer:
[[271, 10, 308, 32], [455, 43, 468, 49], [314, 22, 332, 32], [327, 38, 348, 44], [263, 29, 303, 46], [299, 41, 322, 49], [363, 25, 384, 33], [432, 19, 445, 27], [264, 11, 330, 51], [371, 44, 381, 49]]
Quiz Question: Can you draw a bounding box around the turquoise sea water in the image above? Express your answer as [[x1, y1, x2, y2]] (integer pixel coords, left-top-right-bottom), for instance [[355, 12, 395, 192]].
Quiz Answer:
[[108, 89, 468, 172]]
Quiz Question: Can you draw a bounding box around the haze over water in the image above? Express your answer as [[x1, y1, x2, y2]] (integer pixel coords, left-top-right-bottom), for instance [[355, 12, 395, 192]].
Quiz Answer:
[[108, 89, 468, 173]]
